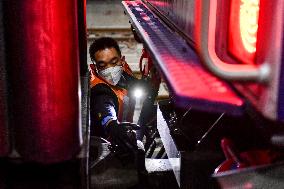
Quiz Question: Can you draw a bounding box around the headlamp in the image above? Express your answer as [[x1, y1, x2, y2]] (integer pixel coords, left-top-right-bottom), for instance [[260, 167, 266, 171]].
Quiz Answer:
[[132, 87, 144, 99]]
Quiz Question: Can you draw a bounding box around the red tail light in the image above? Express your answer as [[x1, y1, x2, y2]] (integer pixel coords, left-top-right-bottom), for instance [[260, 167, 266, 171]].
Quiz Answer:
[[228, 0, 260, 64]]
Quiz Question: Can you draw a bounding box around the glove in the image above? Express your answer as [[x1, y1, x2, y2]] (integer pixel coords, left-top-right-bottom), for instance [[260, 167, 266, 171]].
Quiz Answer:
[[106, 120, 140, 153]]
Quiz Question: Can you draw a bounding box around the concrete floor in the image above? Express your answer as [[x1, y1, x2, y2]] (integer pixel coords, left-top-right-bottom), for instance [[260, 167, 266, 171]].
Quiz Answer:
[[87, 0, 131, 29]]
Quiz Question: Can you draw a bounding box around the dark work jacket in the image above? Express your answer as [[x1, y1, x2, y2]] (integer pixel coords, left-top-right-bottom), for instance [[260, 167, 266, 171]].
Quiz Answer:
[[89, 64, 137, 137]]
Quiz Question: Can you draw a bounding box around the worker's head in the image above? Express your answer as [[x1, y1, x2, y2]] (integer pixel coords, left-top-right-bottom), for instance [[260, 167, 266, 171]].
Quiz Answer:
[[89, 37, 125, 85]]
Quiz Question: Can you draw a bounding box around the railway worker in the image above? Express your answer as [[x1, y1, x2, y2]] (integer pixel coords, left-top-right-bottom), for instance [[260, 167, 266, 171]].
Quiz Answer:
[[89, 37, 147, 179]]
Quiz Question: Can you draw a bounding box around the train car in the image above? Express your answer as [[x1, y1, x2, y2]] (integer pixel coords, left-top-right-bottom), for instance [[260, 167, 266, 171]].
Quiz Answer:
[[1, 0, 284, 188], [122, 0, 284, 188]]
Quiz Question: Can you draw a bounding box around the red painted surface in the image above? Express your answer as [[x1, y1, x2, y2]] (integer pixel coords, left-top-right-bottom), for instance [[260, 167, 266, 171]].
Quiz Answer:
[[215, 138, 283, 173], [5, 0, 82, 163]]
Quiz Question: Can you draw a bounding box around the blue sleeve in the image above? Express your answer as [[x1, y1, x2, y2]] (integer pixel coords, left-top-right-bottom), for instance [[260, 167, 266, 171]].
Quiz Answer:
[[96, 95, 117, 127]]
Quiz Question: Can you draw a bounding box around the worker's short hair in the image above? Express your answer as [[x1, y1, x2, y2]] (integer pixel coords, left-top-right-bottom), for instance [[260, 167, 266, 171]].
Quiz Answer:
[[89, 37, 121, 62]]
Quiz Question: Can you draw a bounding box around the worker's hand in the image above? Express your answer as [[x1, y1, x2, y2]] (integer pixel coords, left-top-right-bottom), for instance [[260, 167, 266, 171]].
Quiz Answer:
[[118, 122, 140, 130], [106, 120, 140, 153]]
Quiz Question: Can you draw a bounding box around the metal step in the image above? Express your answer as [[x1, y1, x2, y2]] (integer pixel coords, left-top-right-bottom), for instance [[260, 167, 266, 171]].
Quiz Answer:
[[122, 0, 244, 116]]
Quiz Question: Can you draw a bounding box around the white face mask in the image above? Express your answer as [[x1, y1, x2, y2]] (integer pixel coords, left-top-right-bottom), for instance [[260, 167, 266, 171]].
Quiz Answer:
[[98, 65, 123, 85]]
